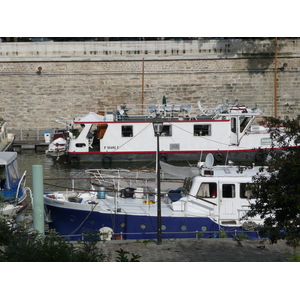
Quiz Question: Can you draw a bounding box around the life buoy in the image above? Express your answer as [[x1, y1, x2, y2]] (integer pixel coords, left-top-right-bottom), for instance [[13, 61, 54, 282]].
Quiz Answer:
[[160, 154, 167, 162], [102, 155, 112, 163], [214, 152, 223, 162], [99, 227, 114, 241], [242, 221, 257, 231], [70, 155, 79, 163]]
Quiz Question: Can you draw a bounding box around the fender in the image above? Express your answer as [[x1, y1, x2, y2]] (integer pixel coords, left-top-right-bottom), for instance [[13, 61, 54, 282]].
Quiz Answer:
[[160, 154, 167, 162], [102, 155, 112, 163], [70, 155, 80, 163], [214, 152, 223, 162]]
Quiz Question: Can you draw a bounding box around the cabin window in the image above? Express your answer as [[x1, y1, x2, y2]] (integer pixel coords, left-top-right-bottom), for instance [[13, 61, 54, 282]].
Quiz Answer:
[[240, 183, 254, 199], [231, 118, 237, 133], [161, 125, 172, 136], [240, 117, 251, 132], [121, 126, 133, 137], [194, 125, 211, 136], [0, 165, 6, 189], [197, 182, 217, 198], [261, 138, 272, 145], [222, 184, 235, 198]]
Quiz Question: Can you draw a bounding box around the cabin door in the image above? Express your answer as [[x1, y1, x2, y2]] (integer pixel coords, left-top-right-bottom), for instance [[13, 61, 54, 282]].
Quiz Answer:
[[230, 117, 239, 145], [219, 183, 237, 221]]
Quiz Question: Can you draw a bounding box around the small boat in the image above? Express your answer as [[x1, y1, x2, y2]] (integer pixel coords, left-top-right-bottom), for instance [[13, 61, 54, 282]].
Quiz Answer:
[[0, 152, 31, 219], [46, 137, 68, 158], [44, 154, 267, 240], [64, 99, 293, 164], [0, 119, 15, 152], [45, 129, 69, 158]]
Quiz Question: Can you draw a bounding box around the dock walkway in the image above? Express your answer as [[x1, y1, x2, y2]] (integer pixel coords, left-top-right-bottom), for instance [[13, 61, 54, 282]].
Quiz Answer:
[[13, 140, 49, 152]]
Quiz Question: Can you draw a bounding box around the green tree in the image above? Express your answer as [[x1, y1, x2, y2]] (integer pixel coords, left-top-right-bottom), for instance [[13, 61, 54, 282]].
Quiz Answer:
[[0, 217, 110, 262], [247, 115, 300, 248]]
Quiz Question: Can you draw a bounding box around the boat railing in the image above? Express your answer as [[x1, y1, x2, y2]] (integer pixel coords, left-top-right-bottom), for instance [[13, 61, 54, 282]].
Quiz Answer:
[[100, 102, 214, 119], [57, 228, 260, 241], [100, 100, 258, 121], [85, 168, 155, 192], [11, 128, 65, 142], [15, 171, 27, 204]]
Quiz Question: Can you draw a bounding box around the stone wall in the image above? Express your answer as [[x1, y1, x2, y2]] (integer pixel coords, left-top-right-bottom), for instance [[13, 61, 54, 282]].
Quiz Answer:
[[0, 39, 299, 130]]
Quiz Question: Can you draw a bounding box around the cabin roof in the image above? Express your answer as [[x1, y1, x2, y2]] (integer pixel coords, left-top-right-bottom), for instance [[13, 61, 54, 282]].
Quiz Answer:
[[0, 152, 17, 165], [74, 112, 105, 123]]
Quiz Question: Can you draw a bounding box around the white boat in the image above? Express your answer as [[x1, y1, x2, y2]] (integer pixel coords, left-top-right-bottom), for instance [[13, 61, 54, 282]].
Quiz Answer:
[[44, 154, 267, 240], [46, 137, 68, 157], [0, 152, 31, 219], [45, 129, 69, 158], [65, 99, 290, 164], [0, 120, 15, 152]]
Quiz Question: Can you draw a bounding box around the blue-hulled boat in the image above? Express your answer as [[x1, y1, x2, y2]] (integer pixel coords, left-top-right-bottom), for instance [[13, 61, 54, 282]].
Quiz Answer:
[[44, 154, 267, 240]]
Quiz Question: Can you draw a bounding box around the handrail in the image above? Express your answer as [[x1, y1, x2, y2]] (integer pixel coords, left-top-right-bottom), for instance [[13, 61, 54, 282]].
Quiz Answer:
[[14, 171, 27, 204]]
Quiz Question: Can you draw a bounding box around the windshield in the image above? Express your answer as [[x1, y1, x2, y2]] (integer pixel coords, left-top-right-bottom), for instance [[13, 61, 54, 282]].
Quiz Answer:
[[6, 158, 20, 189]]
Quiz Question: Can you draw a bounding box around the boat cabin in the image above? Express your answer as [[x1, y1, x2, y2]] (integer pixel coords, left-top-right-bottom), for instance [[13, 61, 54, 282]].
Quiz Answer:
[[172, 164, 266, 226], [65, 101, 276, 163], [0, 152, 24, 202]]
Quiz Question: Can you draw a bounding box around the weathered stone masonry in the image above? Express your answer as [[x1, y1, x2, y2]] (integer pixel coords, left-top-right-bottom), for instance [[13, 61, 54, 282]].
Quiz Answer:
[[0, 39, 299, 131]]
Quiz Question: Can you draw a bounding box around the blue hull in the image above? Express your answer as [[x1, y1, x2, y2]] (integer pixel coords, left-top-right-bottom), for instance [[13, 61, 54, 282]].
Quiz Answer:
[[45, 203, 259, 241]]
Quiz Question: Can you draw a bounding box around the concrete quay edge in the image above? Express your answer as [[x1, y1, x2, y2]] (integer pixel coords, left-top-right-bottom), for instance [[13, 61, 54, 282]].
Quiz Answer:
[[96, 238, 291, 262]]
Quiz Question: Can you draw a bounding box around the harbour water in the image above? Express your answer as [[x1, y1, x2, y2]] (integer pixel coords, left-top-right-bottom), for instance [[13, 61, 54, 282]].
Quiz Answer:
[[17, 150, 160, 193], [17, 150, 253, 193]]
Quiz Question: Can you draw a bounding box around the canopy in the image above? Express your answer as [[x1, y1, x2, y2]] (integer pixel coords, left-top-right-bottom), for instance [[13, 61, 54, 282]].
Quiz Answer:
[[160, 161, 199, 178], [74, 112, 105, 124], [0, 152, 18, 166], [0, 152, 20, 189]]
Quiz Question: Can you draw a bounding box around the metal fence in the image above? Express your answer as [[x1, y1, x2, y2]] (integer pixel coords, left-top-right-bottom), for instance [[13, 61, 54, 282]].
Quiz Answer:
[[11, 128, 57, 142]]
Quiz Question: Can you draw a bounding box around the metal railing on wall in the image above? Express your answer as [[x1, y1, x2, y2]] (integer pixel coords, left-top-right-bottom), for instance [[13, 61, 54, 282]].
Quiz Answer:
[[58, 229, 260, 241]]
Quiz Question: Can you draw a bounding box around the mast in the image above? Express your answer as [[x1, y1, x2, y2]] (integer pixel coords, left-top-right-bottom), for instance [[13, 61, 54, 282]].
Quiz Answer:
[[142, 58, 145, 114], [274, 37, 278, 118]]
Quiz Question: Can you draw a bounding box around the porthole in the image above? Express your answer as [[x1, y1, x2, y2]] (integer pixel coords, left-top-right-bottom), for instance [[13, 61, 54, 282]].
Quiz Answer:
[[75, 143, 86, 148], [70, 215, 76, 223], [140, 224, 146, 229], [120, 222, 126, 228], [181, 225, 187, 231], [201, 226, 207, 232], [90, 219, 95, 225], [161, 225, 167, 231]]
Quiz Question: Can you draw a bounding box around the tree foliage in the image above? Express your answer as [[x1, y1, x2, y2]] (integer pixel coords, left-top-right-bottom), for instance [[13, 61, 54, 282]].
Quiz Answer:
[[247, 115, 300, 245], [0, 217, 110, 262]]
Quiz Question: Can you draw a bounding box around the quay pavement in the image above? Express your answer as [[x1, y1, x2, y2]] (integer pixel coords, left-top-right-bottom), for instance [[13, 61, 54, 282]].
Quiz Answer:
[[98, 238, 290, 262]]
